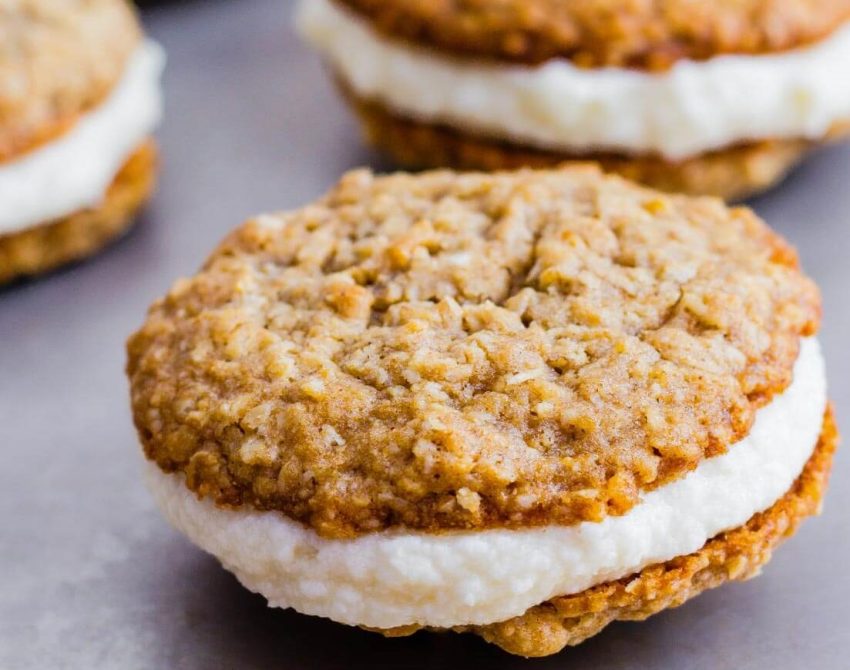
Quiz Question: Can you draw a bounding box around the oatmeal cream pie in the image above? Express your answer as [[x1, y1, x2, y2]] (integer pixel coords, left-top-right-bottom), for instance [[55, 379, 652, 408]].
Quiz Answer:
[[129, 166, 836, 657], [0, 0, 164, 285], [296, 0, 850, 200]]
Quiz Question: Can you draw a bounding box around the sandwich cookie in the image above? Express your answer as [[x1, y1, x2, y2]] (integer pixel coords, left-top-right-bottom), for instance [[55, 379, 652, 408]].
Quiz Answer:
[[129, 166, 836, 656], [297, 0, 850, 199], [0, 0, 164, 284]]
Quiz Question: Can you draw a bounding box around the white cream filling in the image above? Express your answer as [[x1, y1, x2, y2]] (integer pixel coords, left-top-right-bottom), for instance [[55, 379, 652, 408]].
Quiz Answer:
[[0, 40, 165, 236], [146, 337, 826, 630], [296, 0, 850, 160]]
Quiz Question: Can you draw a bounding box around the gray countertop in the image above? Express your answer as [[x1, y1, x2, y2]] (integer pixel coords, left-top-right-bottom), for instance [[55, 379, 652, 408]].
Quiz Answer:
[[2, 1, 849, 667]]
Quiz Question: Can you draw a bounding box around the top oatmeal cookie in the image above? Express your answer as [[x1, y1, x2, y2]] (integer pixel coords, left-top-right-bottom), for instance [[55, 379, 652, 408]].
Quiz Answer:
[[333, 0, 850, 69], [0, 0, 141, 161], [127, 166, 820, 538]]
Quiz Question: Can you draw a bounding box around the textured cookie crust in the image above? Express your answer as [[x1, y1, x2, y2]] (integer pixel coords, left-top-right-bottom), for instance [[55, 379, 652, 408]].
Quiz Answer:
[[0, 139, 157, 285], [334, 0, 850, 69], [128, 166, 820, 538], [0, 0, 141, 161], [347, 92, 850, 200], [377, 406, 838, 657]]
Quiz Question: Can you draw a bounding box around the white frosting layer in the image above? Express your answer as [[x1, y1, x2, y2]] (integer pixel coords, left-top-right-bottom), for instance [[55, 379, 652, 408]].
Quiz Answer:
[[147, 337, 826, 630], [0, 40, 165, 235], [296, 0, 850, 160]]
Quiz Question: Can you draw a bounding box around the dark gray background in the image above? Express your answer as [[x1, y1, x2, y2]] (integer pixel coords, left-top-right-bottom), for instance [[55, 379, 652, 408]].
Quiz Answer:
[[1, 1, 848, 667]]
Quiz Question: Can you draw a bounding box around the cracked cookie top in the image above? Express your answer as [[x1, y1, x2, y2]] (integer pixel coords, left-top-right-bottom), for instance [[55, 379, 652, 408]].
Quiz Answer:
[[0, 0, 141, 161], [332, 0, 850, 69], [127, 166, 820, 538]]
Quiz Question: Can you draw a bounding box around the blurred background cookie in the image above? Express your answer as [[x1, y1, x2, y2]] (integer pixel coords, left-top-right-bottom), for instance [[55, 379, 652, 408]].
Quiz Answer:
[[297, 0, 850, 199], [128, 165, 834, 656], [0, 0, 164, 285]]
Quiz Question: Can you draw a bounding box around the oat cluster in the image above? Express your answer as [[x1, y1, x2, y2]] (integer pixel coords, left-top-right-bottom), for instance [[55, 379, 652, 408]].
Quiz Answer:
[[335, 0, 850, 68], [128, 166, 820, 538], [0, 0, 141, 161]]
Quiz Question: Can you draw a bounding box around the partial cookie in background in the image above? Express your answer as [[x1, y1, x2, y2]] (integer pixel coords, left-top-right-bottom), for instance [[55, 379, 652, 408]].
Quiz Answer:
[[296, 0, 850, 199], [128, 165, 836, 656], [0, 0, 164, 285]]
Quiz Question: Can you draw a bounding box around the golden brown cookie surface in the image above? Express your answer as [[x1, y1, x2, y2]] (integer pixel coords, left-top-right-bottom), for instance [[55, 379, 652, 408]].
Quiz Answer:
[[347, 92, 850, 200], [377, 406, 838, 657], [0, 139, 157, 284], [334, 0, 850, 68], [0, 0, 141, 161], [128, 166, 820, 538]]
